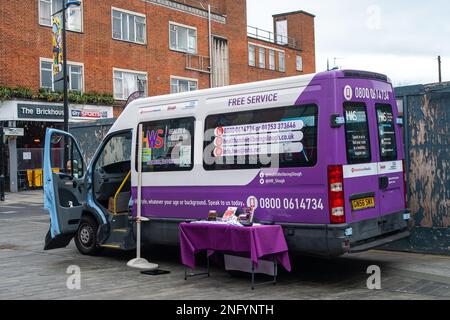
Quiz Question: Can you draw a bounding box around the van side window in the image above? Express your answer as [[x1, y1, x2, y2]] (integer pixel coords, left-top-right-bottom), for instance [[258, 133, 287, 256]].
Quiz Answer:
[[376, 104, 397, 162], [203, 104, 318, 170], [138, 117, 195, 172], [344, 103, 372, 164]]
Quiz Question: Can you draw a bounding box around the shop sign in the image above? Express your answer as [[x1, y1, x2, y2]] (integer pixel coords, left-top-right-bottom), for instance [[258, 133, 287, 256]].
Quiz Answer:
[[70, 108, 112, 120], [17, 104, 64, 120], [3, 127, 25, 136]]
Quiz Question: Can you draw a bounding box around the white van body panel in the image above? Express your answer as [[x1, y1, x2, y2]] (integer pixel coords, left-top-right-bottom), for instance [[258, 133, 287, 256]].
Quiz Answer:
[[108, 73, 317, 188]]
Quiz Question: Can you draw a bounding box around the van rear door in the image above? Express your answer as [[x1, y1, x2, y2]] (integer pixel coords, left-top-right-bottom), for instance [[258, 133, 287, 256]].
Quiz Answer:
[[374, 104, 405, 217], [342, 102, 380, 223]]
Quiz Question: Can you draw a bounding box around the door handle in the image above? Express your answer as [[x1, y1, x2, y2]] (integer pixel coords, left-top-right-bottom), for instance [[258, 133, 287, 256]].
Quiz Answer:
[[379, 176, 389, 190]]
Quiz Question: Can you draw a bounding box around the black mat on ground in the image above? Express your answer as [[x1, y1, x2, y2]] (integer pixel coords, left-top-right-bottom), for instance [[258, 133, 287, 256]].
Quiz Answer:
[[140, 269, 171, 276]]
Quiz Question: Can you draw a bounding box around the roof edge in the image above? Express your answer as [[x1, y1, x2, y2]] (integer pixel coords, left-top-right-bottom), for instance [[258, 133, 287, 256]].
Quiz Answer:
[[273, 10, 316, 19]]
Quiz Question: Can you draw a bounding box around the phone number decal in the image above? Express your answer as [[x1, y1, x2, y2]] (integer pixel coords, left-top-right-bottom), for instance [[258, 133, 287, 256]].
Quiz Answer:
[[258, 197, 324, 211]]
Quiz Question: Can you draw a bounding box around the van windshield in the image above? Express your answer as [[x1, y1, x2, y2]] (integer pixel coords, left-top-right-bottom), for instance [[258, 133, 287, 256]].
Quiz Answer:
[[376, 104, 397, 161], [344, 103, 372, 164]]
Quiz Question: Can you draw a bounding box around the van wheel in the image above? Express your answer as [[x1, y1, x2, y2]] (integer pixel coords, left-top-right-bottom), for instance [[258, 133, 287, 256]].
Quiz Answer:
[[75, 215, 103, 256]]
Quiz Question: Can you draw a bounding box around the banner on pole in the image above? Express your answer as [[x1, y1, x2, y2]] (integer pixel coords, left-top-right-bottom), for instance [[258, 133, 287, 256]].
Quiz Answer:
[[52, 15, 63, 76]]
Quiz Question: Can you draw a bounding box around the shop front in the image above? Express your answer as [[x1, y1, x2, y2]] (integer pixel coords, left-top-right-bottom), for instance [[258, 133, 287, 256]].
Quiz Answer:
[[0, 100, 114, 193]]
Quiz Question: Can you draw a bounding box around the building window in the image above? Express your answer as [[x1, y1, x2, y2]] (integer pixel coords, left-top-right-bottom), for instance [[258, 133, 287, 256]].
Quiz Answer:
[[269, 50, 275, 70], [170, 77, 198, 94], [112, 8, 146, 44], [113, 69, 148, 100], [278, 52, 286, 72], [258, 48, 266, 69], [296, 56, 303, 72], [39, 0, 83, 32], [276, 20, 288, 45], [40, 59, 83, 92], [169, 22, 197, 54], [248, 44, 256, 67]]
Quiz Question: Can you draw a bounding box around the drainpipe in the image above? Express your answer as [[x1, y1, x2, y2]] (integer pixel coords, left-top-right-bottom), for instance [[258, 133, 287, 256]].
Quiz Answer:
[[208, 4, 213, 88]]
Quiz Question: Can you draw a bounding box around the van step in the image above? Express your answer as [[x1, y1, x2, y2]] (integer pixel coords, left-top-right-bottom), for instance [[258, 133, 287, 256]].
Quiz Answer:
[[99, 243, 122, 249], [112, 228, 129, 233]]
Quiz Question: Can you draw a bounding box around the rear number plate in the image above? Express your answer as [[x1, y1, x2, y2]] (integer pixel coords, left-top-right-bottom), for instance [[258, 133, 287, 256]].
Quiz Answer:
[[351, 197, 375, 211]]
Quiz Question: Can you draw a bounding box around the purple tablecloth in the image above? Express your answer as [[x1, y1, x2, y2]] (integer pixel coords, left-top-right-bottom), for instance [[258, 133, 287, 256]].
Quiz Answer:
[[179, 222, 291, 272]]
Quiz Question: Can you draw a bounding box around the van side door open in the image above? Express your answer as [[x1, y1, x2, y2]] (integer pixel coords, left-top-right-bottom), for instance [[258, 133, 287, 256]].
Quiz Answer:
[[43, 129, 86, 250]]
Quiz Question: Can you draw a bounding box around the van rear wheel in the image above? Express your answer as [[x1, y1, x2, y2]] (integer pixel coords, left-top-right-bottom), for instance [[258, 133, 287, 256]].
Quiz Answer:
[[75, 215, 103, 256]]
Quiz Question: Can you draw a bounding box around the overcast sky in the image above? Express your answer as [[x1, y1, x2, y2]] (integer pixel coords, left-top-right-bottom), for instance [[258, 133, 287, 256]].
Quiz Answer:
[[247, 0, 450, 86]]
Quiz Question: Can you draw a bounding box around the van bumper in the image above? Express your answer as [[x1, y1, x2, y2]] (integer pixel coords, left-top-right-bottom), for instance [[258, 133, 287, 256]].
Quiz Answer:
[[277, 210, 411, 257]]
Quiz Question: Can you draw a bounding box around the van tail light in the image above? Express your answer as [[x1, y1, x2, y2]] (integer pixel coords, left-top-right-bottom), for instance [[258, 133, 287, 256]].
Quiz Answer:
[[402, 160, 408, 209], [328, 165, 346, 224]]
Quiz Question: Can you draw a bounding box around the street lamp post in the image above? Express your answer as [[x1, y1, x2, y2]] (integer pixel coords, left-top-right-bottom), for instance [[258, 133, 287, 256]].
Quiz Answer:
[[53, 0, 81, 164]]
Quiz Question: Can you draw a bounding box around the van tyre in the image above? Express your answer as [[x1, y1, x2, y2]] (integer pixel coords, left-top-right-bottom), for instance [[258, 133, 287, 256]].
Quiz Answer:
[[75, 215, 102, 256]]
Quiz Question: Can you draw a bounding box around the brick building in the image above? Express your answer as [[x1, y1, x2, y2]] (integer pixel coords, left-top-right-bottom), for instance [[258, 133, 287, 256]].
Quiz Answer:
[[0, 0, 315, 192]]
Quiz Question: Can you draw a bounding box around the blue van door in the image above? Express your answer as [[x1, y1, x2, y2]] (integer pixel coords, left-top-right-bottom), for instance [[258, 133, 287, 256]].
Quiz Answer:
[[43, 129, 87, 250]]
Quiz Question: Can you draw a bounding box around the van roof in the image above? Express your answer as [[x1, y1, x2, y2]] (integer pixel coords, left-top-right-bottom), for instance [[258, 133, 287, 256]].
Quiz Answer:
[[110, 69, 391, 133]]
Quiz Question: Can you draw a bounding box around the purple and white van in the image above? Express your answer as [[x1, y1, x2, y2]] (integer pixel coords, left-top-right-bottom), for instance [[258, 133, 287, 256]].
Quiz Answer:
[[43, 69, 410, 257]]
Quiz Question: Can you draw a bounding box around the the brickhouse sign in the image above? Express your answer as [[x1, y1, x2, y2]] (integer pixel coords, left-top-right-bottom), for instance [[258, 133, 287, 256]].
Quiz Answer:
[[17, 104, 64, 120]]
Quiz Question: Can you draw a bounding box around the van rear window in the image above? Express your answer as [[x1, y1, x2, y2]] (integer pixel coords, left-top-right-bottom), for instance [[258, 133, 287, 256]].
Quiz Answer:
[[344, 103, 372, 164], [203, 104, 318, 170], [376, 104, 397, 161]]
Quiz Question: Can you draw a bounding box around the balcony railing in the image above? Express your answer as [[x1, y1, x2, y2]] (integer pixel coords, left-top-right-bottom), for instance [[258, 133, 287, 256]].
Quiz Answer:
[[247, 26, 301, 50], [186, 54, 211, 74]]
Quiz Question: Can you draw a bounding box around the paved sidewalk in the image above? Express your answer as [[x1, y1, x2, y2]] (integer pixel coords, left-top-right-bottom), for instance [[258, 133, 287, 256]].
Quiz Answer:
[[0, 191, 449, 300], [0, 190, 44, 217], [1, 190, 43, 205]]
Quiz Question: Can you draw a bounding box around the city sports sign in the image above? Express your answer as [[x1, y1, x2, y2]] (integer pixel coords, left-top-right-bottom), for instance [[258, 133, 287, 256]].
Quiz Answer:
[[52, 15, 63, 76]]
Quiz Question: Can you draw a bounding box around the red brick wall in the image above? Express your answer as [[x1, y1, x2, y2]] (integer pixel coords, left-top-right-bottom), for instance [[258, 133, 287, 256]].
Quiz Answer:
[[245, 38, 304, 83], [273, 11, 316, 74], [0, 0, 316, 116]]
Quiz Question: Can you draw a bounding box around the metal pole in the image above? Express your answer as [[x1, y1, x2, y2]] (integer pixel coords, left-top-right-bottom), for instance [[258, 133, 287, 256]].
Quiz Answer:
[[62, 1, 69, 166], [208, 4, 213, 88], [0, 124, 5, 201], [136, 123, 143, 260], [438, 56, 442, 83]]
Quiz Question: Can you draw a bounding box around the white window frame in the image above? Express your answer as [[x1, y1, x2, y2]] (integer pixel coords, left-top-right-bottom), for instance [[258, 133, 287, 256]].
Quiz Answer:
[[248, 44, 256, 67], [113, 67, 148, 101], [278, 52, 286, 72], [38, 0, 84, 33], [258, 48, 266, 69], [276, 20, 288, 45], [39, 57, 84, 92], [170, 76, 198, 94], [296, 55, 303, 72], [268, 49, 276, 70], [111, 6, 147, 45], [169, 21, 197, 54]]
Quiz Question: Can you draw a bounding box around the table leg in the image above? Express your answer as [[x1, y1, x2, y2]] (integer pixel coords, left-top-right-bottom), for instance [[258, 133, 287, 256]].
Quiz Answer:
[[250, 256, 278, 290], [251, 262, 255, 290], [184, 253, 211, 280], [273, 255, 277, 286]]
